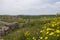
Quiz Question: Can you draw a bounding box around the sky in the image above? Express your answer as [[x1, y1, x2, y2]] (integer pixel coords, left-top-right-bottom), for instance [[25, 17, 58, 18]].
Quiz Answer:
[[0, 0, 60, 15]]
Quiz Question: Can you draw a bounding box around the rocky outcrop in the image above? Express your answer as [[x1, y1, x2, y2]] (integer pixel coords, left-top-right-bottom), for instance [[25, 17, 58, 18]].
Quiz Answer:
[[0, 22, 19, 36], [5, 22, 19, 30], [0, 26, 9, 36]]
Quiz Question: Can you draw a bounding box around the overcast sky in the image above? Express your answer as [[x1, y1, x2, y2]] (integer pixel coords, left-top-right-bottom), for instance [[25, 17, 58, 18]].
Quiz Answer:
[[0, 0, 60, 15]]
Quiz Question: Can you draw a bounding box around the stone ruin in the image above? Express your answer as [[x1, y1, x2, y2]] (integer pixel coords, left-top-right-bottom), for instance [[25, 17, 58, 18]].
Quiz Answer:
[[0, 22, 19, 36], [0, 19, 30, 36], [0, 26, 9, 36], [5, 22, 19, 30]]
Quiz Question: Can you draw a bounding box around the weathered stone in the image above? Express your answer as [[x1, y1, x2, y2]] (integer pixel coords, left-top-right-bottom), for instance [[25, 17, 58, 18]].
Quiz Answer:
[[0, 22, 19, 36], [0, 26, 9, 36], [5, 22, 19, 30]]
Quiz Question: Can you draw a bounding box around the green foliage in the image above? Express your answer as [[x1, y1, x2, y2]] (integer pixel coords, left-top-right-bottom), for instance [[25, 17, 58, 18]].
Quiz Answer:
[[0, 15, 60, 40]]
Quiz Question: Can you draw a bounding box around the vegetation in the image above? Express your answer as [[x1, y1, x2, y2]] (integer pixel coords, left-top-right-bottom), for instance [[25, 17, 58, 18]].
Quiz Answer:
[[0, 15, 60, 40]]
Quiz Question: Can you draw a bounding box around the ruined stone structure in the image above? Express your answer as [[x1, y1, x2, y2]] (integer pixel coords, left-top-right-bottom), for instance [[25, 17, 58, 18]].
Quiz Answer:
[[5, 22, 19, 30], [0, 22, 19, 36], [0, 26, 9, 36]]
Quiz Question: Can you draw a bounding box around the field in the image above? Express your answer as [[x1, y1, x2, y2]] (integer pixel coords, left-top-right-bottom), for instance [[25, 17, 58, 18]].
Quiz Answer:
[[0, 15, 60, 40]]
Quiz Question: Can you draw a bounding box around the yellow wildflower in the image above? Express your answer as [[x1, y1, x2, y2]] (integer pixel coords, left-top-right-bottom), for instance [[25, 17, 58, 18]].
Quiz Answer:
[[33, 37, 36, 40], [39, 37, 43, 39], [55, 30, 60, 33], [45, 37, 48, 39], [49, 32, 54, 35], [46, 31, 49, 34], [40, 30, 44, 33], [52, 24, 55, 27], [57, 34, 60, 37], [55, 24, 57, 26], [47, 28, 54, 31]]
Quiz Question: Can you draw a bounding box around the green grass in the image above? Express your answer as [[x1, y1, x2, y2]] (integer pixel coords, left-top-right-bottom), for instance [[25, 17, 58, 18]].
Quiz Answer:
[[0, 15, 60, 40]]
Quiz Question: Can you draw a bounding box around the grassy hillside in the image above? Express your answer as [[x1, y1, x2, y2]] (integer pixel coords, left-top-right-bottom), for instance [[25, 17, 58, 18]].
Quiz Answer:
[[0, 15, 60, 40]]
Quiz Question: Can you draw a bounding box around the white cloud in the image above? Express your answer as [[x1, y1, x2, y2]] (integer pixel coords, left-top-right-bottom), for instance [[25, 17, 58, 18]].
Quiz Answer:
[[0, 0, 60, 15]]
